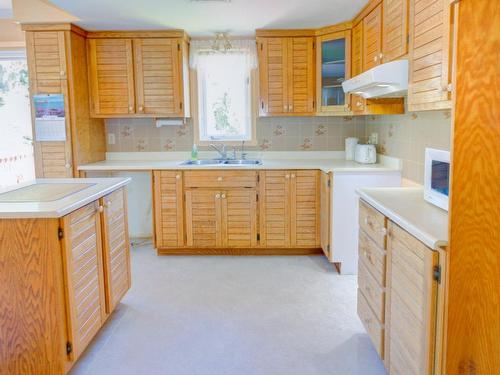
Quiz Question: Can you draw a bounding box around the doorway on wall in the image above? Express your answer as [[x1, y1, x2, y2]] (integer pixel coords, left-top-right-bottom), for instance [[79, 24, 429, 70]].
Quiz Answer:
[[0, 50, 34, 187]]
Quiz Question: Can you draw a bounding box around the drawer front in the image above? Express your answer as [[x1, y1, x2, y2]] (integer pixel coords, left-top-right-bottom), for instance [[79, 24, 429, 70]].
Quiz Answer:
[[359, 228, 387, 287], [184, 171, 258, 188], [358, 290, 385, 358], [358, 259, 385, 323], [359, 199, 387, 249]]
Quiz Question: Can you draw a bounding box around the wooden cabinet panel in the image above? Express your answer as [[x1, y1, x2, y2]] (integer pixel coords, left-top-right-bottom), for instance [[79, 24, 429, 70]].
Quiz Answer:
[[382, 0, 409, 62], [221, 189, 258, 248], [184, 170, 258, 189], [133, 38, 184, 116], [351, 22, 364, 77], [407, 0, 454, 111], [359, 229, 387, 287], [363, 4, 383, 71], [358, 289, 385, 358], [288, 37, 315, 114], [290, 170, 320, 247], [358, 259, 385, 322], [258, 37, 289, 115], [259, 170, 291, 247], [320, 171, 332, 259], [359, 200, 387, 249], [153, 171, 184, 248], [100, 188, 131, 314], [61, 201, 105, 361], [385, 221, 439, 375], [25, 31, 73, 178], [87, 38, 135, 116], [185, 190, 221, 248]]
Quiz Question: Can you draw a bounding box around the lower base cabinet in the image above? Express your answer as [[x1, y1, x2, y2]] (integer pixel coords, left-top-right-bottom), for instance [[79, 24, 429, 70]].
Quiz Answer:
[[357, 199, 446, 375], [0, 187, 131, 374], [153, 169, 331, 255]]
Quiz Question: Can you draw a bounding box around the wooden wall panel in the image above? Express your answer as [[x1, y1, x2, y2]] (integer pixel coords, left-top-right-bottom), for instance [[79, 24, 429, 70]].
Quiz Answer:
[[446, 1, 500, 373], [0, 219, 66, 375]]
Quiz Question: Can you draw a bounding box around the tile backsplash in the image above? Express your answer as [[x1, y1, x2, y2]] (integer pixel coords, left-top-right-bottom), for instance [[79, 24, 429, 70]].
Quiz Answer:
[[366, 109, 452, 184], [105, 108, 452, 184], [105, 116, 366, 153]]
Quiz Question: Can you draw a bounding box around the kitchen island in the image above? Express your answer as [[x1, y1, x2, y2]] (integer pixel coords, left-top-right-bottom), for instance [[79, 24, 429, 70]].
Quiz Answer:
[[0, 178, 131, 375]]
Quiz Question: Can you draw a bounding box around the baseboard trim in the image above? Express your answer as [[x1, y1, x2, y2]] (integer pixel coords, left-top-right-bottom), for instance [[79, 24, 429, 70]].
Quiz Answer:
[[156, 247, 323, 256]]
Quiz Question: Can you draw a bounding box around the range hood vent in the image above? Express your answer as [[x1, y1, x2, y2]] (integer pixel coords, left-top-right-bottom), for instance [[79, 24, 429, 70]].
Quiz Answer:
[[342, 59, 408, 98]]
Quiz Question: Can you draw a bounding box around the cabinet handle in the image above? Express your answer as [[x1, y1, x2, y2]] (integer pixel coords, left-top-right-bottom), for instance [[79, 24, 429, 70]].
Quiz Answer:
[[285, 174, 290, 179], [356, 101, 362, 107], [175, 174, 181, 180], [65, 163, 71, 169], [215, 193, 220, 199], [217, 176, 223, 181], [129, 106, 134, 112], [283, 105, 287, 111], [60, 70, 65, 76], [139, 106, 144, 112], [221, 194, 226, 199], [379, 53, 383, 61], [291, 174, 296, 179], [374, 55, 378, 62], [98, 205, 104, 213]]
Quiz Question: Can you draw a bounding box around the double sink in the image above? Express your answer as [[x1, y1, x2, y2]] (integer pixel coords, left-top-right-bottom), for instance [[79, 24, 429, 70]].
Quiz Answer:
[[181, 159, 262, 166]]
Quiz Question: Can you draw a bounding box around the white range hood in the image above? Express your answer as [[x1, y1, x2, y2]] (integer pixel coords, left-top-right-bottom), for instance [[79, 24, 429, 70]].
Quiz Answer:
[[342, 59, 408, 98]]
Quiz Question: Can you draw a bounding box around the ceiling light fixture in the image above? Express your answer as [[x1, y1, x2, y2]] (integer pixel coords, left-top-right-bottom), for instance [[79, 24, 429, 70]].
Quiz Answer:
[[211, 32, 232, 52]]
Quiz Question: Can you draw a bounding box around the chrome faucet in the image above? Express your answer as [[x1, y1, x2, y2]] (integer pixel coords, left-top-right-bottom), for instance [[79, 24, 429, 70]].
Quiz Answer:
[[210, 143, 227, 159]]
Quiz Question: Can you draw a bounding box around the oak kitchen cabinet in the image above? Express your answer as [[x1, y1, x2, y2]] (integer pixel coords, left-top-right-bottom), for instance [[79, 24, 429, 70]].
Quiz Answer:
[[382, 0, 409, 63], [87, 31, 190, 118], [362, 3, 383, 71], [0, 185, 130, 374], [152, 169, 324, 255], [256, 32, 316, 116], [357, 199, 446, 375], [23, 24, 106, 178], [407, 0, 457, 111]]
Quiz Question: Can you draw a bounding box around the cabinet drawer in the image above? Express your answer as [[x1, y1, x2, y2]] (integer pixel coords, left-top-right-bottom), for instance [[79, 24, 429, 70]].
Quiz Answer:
[[184, 171, 258, 188], [359, 229, 386, 287], [358, 290, 385, 358], [358, 259, 385, 323], [359, 200, 387, 249]]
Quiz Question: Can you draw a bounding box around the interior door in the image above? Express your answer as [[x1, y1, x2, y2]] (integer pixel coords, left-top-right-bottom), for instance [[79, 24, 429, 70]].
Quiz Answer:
[[185, 190, 221, 248], [257, 37, 289, 115], [87, 38, 135, 116], [133, 38, 183, 116], [100, 188, 131, 314], [259, 171, 291, 247], [60, 201, 105, 361], [290, 170, 320, 248], [221, 189, 258, 248]]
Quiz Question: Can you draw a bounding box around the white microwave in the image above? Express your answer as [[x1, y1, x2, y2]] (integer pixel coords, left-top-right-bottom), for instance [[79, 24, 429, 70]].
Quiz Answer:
[[424, 148, 450, 211]]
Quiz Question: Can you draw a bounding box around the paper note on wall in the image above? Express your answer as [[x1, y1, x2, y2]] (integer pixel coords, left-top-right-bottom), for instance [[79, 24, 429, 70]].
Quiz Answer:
[[33, 94, 66, 141]]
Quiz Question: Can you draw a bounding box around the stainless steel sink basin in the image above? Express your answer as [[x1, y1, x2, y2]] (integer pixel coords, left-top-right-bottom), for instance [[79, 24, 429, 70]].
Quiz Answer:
[[223, 159, 262, 165], [180, 159, 262, 166]]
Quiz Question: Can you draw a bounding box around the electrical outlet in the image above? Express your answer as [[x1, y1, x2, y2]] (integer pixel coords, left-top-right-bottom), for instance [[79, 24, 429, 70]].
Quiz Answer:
[[369, 132, 378, 145], [108, 133, 116, 145]]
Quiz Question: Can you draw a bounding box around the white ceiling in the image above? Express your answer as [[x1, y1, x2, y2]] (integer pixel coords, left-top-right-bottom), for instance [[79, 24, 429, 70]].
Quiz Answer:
[[48, 0, 368, 36], [0, 0, 12, 18]]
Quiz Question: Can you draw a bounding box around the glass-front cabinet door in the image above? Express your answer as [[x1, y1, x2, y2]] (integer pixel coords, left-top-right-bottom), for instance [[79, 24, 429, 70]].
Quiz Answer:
[[316, 31, 351, 114]]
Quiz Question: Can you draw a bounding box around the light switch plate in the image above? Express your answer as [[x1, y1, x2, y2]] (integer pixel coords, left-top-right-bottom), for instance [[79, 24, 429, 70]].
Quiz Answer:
[[108, 133, 116, 145]]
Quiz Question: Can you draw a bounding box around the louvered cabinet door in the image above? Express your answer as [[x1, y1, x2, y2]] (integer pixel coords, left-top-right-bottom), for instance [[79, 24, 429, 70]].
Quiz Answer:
[[385, 221, 439, 375], [290, 170, 320, 248], [382, 0, 409, 62], [221, 189, 258, 248], [407, 0, 454, 111], [61, 201, 105, 361], [153, 171, 184, 248], [87, 38, 135, 116], [134, 38, 184, 116], [185, 190, 221, 248], [25, 31, 73, 178], [257, 37, 289, 115], [288, 37, 315, 114], [351, 21, 364, 76], [100, 188, 131, 314], [363, 4, 383, 71], [259, 171, 291, 248]]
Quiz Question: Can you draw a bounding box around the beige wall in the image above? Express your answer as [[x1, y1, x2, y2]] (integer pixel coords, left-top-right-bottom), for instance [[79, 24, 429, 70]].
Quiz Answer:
[[0, 19, 24, 49], [365, 108, 452, 184]]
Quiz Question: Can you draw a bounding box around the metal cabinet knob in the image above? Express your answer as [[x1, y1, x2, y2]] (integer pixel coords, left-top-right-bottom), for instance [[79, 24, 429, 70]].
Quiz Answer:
[[221, 194, 226, 199], [215, 193, 220, 199]]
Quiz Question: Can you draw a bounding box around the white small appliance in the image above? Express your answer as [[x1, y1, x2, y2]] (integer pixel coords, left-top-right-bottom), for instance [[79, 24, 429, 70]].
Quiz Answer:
[[345, 137, 359, 160], [354, 144, 377, 164], [424, 148, 450, 211]]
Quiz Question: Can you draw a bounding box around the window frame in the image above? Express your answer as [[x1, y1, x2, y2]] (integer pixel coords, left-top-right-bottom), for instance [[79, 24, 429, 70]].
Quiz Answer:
[[191, 66, 258, 147]]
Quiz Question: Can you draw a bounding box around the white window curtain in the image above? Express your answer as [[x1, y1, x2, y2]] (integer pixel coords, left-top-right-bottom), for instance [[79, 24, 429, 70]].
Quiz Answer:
[[189, 39, 258, 70]]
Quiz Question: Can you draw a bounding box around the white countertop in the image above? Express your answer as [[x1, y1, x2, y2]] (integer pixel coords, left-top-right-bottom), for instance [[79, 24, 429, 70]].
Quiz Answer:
[[356, 187, 449, 250], [78, 151, 402, 174], [0, 178, 131, 218]]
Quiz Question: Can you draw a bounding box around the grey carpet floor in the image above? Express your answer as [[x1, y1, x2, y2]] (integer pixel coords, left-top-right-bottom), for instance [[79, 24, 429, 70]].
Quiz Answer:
[[70, 242, 387, 375]]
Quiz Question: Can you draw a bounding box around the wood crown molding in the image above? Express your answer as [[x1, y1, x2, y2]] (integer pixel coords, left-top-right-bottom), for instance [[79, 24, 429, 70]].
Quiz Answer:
[[86, 30, 189, 40], [21, 23, 88, 37], [315, 21, 353, 36], [256, 29, 316, 37]]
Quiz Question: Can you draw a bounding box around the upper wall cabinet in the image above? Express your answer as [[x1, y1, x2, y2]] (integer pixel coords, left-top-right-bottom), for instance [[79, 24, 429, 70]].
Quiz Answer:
[[316, 30, 351, 114], [257, 33, 315, 116], [407, 0, 456, 111], [87, 31, 190, 118], [351, 22, 364, 77], [363, 4, 383, 71], [382, 0, 409, 63]]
